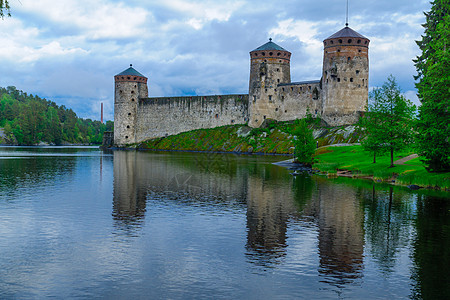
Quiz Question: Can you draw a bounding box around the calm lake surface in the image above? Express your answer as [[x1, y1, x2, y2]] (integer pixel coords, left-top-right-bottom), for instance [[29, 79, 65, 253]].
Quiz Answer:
[[0, 146, 449, 299]]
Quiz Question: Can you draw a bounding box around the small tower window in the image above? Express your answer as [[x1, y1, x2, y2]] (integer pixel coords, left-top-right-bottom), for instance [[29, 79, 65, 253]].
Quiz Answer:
[[254, 53, 258, 57], [253, 95, 256, 102], [347, 57, 351, 61], [119, 90, 123, 94], [291, 87, 293, 91], [337, 49, 341, 52], [277, 68, 279, 72], [133, 77, 136, 80], [269, 95, 272, 101], [131, 98, 135, 102], [277, 79, 280, 83], [128, 113, 131, 116], [357, 40, 361, 44], [277, 52, 281, 56], [365, 41, 368, 44], [131, 91, 134, 94], [356, 70, 360, 74], [330, 40, 334, 44], [262, 52, 265, 56], [338, 39, 342, 43], [269, 52, 273, 56], [264, 115, 266, 119], [215, 114, 219, 118], [282, 87, 284, 91], [358, 49, 362, 53], [337, 78, 341, 82], [350, 78, 353, 82], [127, 77, 130, 80], [125, 136, 128, 139], [127, 125, 130, 128], [348, 39, 352, 43], [275, 108, 278, 111]]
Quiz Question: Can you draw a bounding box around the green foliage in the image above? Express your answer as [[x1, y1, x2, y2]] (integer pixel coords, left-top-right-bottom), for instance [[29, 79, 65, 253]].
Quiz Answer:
[[0, 86, 110, 145], [0, 0, 10, 18], [414, 0, 450, 172], [292, 119, 316, 164], [359, 76, 416, 167]]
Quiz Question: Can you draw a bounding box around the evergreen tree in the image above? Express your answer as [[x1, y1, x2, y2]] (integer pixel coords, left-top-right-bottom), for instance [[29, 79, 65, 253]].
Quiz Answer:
[[293, 119, 316, 165], [360, 76, 416, 167], [414, 0, 450, 172]]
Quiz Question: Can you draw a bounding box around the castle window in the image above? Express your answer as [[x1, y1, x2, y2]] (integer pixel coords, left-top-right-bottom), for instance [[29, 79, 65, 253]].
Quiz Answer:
[[131, 91, 135, 94], [125, 136, 128, 139], [215, 114, 219, 118], [254, 53, 258, 56], [337, 78, 341, 82], [309, 86, 311, 90], [356, 70, 360, 74], [348, 39, 352, 43], [265, 88, 268, 92], [279, 60, 282, 63], [300, 87, 303, 91], [127, 77, 130, 80], [337, 49, 341, 52], [365, 41, 368, 44], [131, 98, 135, 102], [363, 79, 365, 85], [315, 109, 318, 114], [277, 68, 279, 71], [133, 77, 136, 80], [277, 52, 281, 56], [127, 125, 130, 128], [275, 108, 278, 111], [358, 49, 362, 53], [269, 95, 272, 101], [338, 39, 342, 43], [269, 52, 273, 56], [324, 42, 327, 45], [264, 60, 267, 62], [330, 40, 334, 44], [231, 120, 235, 124], [253, 95, 256, 102], [264, 115, 266, 119], [357, 39, 361, 44], [262, 52, 265, 56], [274, 89, 277, 92], [134, 85, 137, 88], [350, 78, 354, 82], [282, 96, 284, 100], [128, 113, 131, 116], [285, 110, 287, 113], [121, 76, 124, 79], [277, 79, 280, 83], [120, 90, 123, 93], [347, 57, 351, 61], [291, 87, 293, 91], [282, 87, 284, 91]]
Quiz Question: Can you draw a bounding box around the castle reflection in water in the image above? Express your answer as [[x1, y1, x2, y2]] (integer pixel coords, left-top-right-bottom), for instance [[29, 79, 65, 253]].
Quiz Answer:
[[112, 150, 364, 286]]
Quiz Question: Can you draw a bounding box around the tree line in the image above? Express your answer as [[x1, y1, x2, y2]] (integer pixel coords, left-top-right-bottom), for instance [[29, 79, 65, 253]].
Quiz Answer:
[[0, 86, 113, 145]]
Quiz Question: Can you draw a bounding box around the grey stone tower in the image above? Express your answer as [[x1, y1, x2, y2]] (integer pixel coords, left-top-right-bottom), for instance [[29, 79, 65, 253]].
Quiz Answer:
[[321, 27, 370, 126], [248, 39, 291, 128], [114, 65, 148, 146]]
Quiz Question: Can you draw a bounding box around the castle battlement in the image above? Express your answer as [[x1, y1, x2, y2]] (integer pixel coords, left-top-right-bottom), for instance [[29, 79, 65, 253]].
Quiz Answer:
[[114, 26, 369, 147]]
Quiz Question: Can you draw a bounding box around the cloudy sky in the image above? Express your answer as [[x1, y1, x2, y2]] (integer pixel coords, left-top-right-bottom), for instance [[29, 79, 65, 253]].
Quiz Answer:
[[0, 0, 431, 121]]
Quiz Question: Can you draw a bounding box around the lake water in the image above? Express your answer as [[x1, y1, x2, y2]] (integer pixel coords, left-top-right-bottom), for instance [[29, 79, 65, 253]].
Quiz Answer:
[[0, 146, 448, 299]]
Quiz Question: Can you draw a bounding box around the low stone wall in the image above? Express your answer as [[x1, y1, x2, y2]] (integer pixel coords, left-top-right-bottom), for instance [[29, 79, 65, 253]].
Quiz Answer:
[[135, 94, 249, 141]]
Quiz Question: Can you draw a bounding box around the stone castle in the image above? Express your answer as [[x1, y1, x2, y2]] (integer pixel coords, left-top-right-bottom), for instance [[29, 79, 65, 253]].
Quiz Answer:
[[114, 26, 369, 146]]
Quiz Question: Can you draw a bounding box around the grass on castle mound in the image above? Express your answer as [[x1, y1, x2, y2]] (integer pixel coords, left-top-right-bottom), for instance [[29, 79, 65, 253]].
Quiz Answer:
[[137, 121, 362, 155], [314, 145, 450, 191]]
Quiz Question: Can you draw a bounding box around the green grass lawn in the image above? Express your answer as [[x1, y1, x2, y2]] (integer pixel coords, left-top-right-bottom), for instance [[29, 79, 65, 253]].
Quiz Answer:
[[313, 145, 450, 190]]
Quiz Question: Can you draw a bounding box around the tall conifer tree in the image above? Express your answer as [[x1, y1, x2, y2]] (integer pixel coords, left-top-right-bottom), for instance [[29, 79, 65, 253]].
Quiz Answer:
[[414, 0, 450, 172]]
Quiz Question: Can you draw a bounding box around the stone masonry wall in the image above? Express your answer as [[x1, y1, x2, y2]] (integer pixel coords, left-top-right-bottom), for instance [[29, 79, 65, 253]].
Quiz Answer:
[[275, 82, 322, 121], [135, 94, 249, 142]]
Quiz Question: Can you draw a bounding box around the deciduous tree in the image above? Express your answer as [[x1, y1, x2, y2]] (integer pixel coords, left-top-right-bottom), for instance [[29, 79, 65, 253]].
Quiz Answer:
[[0, 0, 10, 18], [293, 119, 316, 165], [359, 76, 416, 167]]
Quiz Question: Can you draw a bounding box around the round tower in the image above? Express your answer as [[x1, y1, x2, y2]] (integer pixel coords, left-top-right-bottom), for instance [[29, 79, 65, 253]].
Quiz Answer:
[[321, 26, 370, 126], [114, 64, 148, 146], [249, 39, 291, 128]]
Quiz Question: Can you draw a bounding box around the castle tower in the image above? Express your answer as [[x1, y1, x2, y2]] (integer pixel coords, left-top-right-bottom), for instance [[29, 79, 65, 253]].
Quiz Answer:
[[114, 65, 148, 146], [321, 26, 370, 126], [249, 39, 291, 128]]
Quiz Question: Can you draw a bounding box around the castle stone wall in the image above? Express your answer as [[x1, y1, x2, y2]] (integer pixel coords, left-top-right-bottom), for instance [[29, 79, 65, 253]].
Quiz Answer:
[[135, 94, 249, 142], [275, 82, 322, 121]]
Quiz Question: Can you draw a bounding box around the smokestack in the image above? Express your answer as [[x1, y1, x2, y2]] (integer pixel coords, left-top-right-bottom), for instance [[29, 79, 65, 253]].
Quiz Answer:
[[101, 102, 103, 123]]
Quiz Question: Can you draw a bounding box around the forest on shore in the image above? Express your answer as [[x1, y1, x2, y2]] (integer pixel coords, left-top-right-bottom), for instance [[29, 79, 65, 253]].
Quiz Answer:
[[0, 86, 113, 145]]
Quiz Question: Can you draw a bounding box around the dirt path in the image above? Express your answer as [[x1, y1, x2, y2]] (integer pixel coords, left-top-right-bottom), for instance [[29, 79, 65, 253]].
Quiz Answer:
[[394, 154, 419, 165]]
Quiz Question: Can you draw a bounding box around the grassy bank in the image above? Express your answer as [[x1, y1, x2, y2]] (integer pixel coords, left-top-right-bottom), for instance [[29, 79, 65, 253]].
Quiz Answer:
[[313, 145, 450, 191], [138, 121, 363, 154]]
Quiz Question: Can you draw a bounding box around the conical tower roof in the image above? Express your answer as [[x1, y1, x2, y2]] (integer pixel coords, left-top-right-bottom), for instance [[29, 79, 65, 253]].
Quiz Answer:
[[251, 38, 288, 52], [325, 26, 368, 40], [116, 64, 146, 78]]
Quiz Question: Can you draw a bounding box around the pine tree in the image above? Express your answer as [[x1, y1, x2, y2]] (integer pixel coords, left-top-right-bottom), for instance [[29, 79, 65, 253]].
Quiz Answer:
[[293, 119, 316, 165], [414, 0, 450, 172]]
